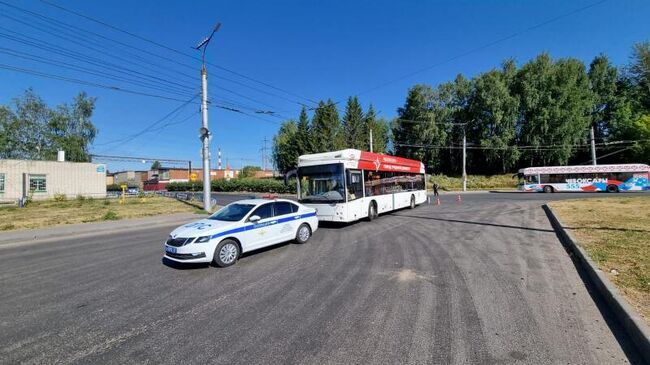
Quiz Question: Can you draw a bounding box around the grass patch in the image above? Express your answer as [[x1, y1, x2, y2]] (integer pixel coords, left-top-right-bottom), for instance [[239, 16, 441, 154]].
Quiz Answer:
[[549, 195, 650, 325], [428, 174, 517, 191], [0, 196, 200, 231], [102, 211, 119, 220]]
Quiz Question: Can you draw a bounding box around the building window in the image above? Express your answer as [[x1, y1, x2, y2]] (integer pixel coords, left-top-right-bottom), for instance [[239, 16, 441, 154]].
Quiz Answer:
[[29, 174, 47, 193], [0, 173, 4, 192]]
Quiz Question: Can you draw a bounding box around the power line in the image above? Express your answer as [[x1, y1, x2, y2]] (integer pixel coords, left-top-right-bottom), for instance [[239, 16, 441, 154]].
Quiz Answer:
[[0, 9, 198, 86], [38, 0, 318, 107], [0, 47, 198, 99], [94, 94, 200, 151], [394, 118, 467, 126], [0, 26, 197, 95], [0, 62, 200, 103], [393, 139, 647, 151], [0, 1, 296, 116], [349, 0, 608, 98]]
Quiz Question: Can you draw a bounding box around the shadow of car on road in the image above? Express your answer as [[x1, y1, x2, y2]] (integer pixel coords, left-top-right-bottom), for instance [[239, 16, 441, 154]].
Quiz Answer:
[[162, 240, 305, 270]]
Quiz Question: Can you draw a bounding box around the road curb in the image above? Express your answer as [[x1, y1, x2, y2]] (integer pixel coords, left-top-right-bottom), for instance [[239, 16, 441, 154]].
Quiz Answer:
[[543, 204, 650, 362]]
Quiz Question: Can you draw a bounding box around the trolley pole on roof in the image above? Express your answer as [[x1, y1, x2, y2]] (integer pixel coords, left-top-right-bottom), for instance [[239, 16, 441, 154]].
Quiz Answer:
[[194, 22, 221, 212]]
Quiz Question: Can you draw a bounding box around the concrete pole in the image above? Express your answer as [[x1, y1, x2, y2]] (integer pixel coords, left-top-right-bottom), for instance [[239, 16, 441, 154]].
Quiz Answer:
[[462, 128, 467, 192], [201, 65, 211, 212], [369, 128, 373, 152], [590, 125, 597, 165]]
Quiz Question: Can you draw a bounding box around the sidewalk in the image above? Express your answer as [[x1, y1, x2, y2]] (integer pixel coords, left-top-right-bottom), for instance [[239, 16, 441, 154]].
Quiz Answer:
[[0, 212, 204, 247]]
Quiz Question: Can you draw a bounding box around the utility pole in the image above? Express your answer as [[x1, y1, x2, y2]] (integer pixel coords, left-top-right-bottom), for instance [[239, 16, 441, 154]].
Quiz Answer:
[[194, 22, 221, 212], [589, 125, 597, 165], [260, 137, 269, 171], [462, 126, 467, 192], [369, 128, 374, 152]]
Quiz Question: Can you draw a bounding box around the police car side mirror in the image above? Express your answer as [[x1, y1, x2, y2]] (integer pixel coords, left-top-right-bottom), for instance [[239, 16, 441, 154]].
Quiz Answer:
[[249, 215, 261, 222]]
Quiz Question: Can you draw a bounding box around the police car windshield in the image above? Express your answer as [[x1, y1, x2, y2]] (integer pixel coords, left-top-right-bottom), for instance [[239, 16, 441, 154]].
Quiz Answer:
[[209, 203, 256, 221]]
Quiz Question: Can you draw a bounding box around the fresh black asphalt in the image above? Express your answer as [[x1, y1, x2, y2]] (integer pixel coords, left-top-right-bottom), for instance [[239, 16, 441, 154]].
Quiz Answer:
[[0, 192, 645, 364]]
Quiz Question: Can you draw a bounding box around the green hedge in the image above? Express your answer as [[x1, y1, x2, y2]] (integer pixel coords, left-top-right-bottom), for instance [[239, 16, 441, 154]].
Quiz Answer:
[[167, 178, 296, 194], [107, 183, 140, 191]]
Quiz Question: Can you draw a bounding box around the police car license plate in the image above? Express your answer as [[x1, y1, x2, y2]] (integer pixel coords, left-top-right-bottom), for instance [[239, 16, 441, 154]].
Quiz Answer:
[[165, 246, 177, 254]]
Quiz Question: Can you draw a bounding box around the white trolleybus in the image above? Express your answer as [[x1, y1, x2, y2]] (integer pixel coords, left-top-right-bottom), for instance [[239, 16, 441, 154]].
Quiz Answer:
[[297, 149, 427, 222], [517, 163, 650, 193]]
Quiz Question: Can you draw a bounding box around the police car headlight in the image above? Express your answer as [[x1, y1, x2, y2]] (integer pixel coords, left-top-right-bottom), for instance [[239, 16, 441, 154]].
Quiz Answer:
[[194, 236, 211, 243]]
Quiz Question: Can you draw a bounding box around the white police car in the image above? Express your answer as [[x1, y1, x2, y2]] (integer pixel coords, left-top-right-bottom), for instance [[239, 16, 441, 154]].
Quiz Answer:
[[164, 199, 318, 267]]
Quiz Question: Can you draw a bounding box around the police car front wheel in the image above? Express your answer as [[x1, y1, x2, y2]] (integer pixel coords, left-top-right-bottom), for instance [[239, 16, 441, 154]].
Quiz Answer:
[[213, 239, 240, 267], [295, 223, 311, 244]]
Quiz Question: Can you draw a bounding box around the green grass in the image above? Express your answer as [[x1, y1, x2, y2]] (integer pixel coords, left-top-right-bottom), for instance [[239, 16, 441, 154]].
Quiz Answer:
[[0, 196, 200, 231], [428, 174, 517, 191], [550, 196, 650, 325]]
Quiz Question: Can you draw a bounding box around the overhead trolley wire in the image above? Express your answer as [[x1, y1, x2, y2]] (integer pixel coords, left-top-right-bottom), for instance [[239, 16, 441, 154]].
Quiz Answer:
[[0, 9, 199, 86], [346, 0, 609, 99], [0, 27, 197, 96], [0, 47, 198, 99], [0, 1, 303, 115], [38, 0, 319, 107]]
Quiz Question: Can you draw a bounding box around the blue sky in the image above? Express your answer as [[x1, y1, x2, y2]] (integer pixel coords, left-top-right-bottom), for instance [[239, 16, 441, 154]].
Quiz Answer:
[[0, 0, 648, 171]]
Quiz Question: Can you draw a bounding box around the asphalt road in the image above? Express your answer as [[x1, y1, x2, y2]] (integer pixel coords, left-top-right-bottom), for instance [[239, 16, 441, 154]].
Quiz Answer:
[[0, 192, 645, 364]]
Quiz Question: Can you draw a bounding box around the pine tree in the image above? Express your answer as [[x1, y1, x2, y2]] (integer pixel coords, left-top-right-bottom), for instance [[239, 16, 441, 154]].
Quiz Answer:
[[311, 99, 342, 152], [342, 96, 365, 149], [295, 107, 312, 156]]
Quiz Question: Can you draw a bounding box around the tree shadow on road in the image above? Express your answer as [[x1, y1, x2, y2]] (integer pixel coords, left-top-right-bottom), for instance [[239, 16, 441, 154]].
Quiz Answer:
[[394, 213, 555, 233]]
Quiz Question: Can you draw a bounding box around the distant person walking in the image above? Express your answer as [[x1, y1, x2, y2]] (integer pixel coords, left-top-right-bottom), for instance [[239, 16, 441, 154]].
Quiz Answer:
[[433, 183, 439, 197]]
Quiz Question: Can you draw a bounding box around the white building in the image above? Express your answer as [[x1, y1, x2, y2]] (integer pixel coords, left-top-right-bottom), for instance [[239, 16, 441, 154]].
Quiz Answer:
[[0, 158, 107, 202]]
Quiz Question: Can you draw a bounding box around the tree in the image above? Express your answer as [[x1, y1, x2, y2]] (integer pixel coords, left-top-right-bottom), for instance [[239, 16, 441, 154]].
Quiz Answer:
[[310, 99, 342, 152], [151, 160, 162, 169], [272, 120, 299, 174], [240, 165, 262, 178], [342, 96, 365, 149], [295, 107, 312, 156], [364, 104, 389, 152], [628, 41, 650, 111], [393, 84, 436, 162], [515, 54, 593, 166], [588, 55, 619, 139], [468, 68, 520, 173], [0, 89, 97, 162]]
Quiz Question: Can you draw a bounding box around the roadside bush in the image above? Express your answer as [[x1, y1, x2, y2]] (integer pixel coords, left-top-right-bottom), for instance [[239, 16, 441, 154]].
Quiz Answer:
[[167, 178, 296, 194], [76, 194, 86, 202], [106, 183, 140, 191], [428, 174, 517, 191], [53, 193, 67, 202], [102, 211, 119, 220]]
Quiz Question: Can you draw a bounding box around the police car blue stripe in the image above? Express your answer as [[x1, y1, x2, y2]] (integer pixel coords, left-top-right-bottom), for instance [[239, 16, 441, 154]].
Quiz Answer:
[[210, 212, 316, 240]]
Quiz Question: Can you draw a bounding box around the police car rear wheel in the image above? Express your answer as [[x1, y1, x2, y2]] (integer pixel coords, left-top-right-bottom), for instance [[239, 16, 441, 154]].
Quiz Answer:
[[214, 239, 240, 267], [295, 224, 311, 244]]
